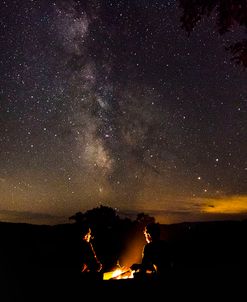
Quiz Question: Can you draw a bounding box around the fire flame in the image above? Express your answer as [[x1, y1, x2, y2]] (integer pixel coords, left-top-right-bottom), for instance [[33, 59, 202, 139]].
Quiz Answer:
[[103, 268, 134, 280]]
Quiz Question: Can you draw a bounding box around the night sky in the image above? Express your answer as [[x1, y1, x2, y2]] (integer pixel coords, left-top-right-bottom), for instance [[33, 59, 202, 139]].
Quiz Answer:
[[0, 0, 246, 225]]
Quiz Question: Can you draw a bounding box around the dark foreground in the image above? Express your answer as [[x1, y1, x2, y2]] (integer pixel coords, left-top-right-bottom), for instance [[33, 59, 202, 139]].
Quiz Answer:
[[1, 219, 246, 301], [2, 266, 245, 301]]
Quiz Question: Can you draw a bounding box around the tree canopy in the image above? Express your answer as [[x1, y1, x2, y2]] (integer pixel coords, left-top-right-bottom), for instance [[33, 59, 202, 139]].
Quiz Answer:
[[179, 0, 247, 68], [69, 205, 155, 229]]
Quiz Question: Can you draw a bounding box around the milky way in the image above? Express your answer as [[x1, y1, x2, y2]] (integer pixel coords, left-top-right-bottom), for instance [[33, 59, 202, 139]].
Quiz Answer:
[[0, 0, 246, 224]]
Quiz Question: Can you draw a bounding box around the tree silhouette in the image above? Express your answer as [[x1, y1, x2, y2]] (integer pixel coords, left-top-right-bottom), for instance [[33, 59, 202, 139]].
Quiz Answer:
[[179, 0, 247, 68], [135, 212, 156, 228], [69, 206, 156, 228], [69, 211, 86, 224], [69, 205, 121, 229]]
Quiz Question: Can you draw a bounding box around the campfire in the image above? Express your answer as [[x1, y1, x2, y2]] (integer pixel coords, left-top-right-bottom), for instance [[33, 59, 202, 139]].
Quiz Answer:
[[103, 242, 143, 280], [103, 267, 134, 280]]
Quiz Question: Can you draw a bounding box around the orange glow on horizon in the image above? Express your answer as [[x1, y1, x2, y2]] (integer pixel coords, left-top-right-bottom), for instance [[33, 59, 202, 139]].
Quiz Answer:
[[202, 195, 247, 214]]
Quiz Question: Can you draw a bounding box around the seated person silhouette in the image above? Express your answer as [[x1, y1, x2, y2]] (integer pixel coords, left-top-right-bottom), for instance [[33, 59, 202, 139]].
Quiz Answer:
[[79, 223, 102, 280], [130, 222, 172, 279]]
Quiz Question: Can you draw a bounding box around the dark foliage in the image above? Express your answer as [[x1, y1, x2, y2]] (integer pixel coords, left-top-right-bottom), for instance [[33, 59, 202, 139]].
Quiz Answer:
[[179, 0, 247, 68]]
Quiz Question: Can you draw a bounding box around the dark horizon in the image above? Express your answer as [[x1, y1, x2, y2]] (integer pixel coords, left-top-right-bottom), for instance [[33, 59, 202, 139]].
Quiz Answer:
[[0, 207, 247, 227]]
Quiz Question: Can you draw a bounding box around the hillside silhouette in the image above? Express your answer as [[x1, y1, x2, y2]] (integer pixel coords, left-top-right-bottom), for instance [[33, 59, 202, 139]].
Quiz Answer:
[[1, 206, 247, 300]]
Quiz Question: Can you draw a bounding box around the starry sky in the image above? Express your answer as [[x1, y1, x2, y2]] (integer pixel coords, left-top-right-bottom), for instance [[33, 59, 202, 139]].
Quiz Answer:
[[0, 0, 246, 225]]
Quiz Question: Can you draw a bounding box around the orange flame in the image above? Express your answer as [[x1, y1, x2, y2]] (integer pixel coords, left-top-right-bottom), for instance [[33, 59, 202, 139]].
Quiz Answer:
[[103, 268, 134, 280]]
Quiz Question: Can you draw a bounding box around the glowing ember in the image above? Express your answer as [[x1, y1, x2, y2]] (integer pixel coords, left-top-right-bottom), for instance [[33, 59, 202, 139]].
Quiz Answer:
[[103, 268, 134, 280]]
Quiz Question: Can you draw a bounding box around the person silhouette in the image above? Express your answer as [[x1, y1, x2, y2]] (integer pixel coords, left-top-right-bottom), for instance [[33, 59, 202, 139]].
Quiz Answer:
[[79, 224, 102, 275], [130, 222, 172, 279]]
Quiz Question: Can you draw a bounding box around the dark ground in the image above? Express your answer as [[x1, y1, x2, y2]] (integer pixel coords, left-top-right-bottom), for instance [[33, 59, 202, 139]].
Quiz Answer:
[[2, 266, 245, 301], [1, 219, 246, 301]]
